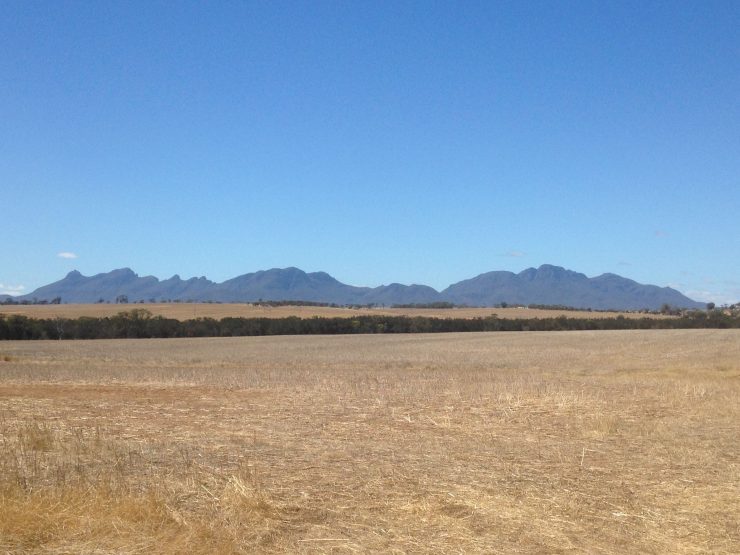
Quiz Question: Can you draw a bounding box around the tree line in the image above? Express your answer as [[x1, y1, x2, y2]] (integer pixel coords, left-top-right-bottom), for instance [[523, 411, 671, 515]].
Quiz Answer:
[[1, 309, 738, 340], [1, 296, 62, 306]]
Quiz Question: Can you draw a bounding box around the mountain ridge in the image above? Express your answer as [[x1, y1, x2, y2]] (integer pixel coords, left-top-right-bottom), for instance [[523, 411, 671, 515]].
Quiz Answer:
[[9, 265, 704, 310]]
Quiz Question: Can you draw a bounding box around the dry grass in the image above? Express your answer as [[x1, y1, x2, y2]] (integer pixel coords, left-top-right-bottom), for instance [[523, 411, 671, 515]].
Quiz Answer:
[[0, 330, 738, 553], [0, 303, 672, 321]]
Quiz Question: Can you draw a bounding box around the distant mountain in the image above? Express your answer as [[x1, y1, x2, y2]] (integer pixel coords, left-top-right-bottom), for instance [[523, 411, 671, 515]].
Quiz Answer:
[[11, 265, 705, 310], [442, 265, 702, 310], [363, 283, 440, 306], [212, 268, 371, 305], [18, 268, 218, 304]]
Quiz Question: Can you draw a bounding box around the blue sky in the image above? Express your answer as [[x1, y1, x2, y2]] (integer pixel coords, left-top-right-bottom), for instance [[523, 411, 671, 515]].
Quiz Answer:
[[2, 1, 738, 303]]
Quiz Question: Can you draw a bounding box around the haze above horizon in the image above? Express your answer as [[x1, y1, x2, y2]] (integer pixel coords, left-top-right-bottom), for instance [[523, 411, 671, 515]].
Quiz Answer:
[[2, 2, 738, 304]]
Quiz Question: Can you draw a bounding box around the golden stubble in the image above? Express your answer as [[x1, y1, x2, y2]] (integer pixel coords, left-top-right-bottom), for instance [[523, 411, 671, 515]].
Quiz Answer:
[[0, 303, 673, 321], [1, 329, 738, 553]]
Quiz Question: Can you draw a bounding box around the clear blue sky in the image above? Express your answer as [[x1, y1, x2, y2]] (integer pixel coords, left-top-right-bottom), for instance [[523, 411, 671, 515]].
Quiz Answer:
[[2, 1, 738, 303]]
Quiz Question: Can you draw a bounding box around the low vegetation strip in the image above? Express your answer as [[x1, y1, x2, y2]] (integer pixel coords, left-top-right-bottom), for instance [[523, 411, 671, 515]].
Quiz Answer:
[[1, 309, 738, 340]]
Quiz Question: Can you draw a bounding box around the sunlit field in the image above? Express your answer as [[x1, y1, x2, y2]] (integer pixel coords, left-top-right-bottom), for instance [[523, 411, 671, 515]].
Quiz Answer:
[[0, 303, 673, 321], [1, 330, 738, 553]]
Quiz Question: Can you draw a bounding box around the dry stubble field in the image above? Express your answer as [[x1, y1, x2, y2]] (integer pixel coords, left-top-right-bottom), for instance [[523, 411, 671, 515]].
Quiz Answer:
[[0, 303, 671, 321], [0, 330, 738, 554]]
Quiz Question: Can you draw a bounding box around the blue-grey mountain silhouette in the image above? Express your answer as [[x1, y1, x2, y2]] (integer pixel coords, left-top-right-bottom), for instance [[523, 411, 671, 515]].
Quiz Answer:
[[13, 265, 703, 310]]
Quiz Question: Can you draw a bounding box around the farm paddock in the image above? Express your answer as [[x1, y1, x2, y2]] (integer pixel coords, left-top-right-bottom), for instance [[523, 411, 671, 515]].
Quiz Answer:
[[1, 330, 738, 553]]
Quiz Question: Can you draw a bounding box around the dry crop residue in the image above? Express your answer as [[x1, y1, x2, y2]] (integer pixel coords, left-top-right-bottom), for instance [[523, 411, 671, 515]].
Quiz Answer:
[[0, 330, 738, 553]]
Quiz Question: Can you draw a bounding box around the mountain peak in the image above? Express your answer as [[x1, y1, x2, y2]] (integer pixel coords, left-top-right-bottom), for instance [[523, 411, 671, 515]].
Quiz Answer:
[[537, 264, 566, 273], [277, 266, 304, 275], [108, 268, 137, 278]]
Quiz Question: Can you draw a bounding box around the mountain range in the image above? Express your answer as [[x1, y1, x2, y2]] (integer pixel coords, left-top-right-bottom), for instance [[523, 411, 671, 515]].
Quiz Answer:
[[8, 265, 704, 310]]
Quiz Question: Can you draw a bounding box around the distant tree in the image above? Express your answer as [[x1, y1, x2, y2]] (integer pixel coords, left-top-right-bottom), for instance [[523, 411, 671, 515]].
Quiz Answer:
[[51, 297, 62, 305], [116, 295, 129, 304], [54, 317, 65, 340], [706, 302, 716, 311]]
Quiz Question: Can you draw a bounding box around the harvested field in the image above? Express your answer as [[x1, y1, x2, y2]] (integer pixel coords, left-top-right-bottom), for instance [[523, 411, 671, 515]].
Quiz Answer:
[[0, 330, 738, 553], [0, 303, 671, 321]]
